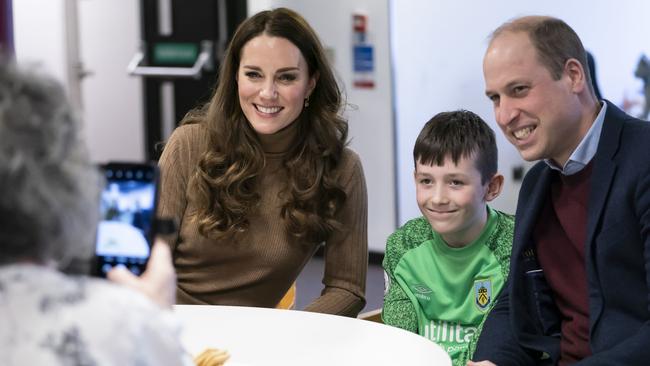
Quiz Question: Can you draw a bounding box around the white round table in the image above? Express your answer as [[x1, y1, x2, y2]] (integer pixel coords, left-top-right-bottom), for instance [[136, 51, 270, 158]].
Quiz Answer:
[[174, 305, 451, 366]]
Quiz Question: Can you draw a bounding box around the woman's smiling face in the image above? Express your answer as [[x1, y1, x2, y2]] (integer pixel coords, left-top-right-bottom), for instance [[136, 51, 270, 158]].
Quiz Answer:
[[237, 34, 316, 135]]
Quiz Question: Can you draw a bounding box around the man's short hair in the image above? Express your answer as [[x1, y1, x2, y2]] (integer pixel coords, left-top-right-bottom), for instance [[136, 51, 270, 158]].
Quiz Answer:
[[490, 15, 595, 96], [413, 110, 497, 184]]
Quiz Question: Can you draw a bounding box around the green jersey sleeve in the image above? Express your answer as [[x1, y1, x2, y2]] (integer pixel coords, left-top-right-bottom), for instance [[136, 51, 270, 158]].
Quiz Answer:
[[382, 217, 433, 333]]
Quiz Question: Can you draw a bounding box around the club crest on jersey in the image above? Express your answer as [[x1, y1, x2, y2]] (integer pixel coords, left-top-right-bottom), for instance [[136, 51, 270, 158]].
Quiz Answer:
[[474, 279, 492, 312]]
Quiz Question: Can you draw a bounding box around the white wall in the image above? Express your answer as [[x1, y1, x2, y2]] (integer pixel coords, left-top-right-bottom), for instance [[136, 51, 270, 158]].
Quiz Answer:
[[13, 0, 68, 87], [13, 0, 145, 163], [392, 0, 650, 224], [77, 0, 144, 162], [247, 0, 273, 15], [253, 0, 397, 252]]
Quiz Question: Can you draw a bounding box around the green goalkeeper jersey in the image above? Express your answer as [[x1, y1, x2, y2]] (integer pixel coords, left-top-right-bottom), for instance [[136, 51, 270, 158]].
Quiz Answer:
[[382, 207, 514, 366]]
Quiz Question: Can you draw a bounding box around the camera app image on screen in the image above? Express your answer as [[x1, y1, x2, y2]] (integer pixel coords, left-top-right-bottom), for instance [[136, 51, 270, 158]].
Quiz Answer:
[[95, 163, 158, 277]]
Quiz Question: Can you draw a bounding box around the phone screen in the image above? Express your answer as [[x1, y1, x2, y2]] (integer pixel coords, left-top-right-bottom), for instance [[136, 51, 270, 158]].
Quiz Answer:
[[94, 162, 158, 277]]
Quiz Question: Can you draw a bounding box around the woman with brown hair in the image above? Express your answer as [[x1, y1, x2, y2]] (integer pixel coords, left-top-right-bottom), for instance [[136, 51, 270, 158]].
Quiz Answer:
[[158, 8, 368, 316]]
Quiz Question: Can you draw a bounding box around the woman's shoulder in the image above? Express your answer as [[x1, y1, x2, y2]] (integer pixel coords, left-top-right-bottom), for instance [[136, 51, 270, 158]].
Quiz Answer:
[[333, 147, 366, 191], [340, 147, 362, 169], [167, 123, 209, 150], [160, 123, 209, 167]]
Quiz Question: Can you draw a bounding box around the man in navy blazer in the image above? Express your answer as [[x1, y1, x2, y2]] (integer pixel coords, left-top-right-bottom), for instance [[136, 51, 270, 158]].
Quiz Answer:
[[469, 16, 650, 366]]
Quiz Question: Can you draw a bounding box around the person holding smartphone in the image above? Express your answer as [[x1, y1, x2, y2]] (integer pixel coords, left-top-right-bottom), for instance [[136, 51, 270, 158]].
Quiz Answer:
[[158, 8, 368, 316], [0, 61, 192, 365]]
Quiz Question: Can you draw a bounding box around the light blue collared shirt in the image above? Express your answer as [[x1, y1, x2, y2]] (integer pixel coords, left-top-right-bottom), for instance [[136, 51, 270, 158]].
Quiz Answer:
[[544, 102, 607, 175]]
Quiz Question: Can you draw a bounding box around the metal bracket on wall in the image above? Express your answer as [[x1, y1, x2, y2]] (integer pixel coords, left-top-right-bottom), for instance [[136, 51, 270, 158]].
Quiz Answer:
[[127, 40, 214, 79]]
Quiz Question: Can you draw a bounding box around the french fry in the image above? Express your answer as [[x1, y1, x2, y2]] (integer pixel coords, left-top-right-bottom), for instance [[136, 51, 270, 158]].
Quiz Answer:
[[194, 348, 230, 366]]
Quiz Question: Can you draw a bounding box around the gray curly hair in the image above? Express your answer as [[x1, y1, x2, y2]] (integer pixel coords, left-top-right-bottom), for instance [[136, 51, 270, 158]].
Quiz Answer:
[[0, 61, 101, 267]]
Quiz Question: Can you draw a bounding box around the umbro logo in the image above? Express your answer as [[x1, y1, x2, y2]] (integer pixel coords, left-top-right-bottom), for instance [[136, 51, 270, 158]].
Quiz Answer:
[[413, 284, 433, 294], [412, 284, 433, 301]]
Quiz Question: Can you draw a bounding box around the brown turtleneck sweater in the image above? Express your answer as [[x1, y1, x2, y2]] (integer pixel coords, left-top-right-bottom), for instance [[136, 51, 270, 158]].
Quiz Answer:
[[158, 122, 368, 316]]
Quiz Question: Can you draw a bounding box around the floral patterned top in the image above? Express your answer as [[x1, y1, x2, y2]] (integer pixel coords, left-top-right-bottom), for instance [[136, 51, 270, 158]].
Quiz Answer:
[[0, 264, 193, 366]]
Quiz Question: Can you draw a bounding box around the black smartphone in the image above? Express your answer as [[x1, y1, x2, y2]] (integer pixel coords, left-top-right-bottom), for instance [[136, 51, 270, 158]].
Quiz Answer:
[[94, 162, 159, 277]]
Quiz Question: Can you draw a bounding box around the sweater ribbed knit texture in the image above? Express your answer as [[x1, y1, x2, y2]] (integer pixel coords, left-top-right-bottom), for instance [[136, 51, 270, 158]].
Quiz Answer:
[[158, 122, 368, 316]]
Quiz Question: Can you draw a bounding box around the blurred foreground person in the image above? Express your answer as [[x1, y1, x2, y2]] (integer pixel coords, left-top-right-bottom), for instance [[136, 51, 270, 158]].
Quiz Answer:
[[0, 60, 192, 366]]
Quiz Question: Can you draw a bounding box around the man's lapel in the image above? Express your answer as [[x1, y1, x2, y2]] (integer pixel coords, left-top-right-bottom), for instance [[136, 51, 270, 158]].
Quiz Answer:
[[586, 101, 624, 248]]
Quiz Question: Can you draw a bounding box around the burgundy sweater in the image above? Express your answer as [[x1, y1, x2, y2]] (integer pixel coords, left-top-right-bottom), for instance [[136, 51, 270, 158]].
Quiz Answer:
[[533, 163, 593, 365]]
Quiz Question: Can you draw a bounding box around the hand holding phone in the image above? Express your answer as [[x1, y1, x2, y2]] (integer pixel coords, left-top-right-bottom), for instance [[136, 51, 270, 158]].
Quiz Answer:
[[107, 239, 176, 308]]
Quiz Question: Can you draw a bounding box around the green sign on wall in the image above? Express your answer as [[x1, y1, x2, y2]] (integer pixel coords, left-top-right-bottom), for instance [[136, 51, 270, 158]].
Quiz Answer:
[[152, 43, 198, 65]]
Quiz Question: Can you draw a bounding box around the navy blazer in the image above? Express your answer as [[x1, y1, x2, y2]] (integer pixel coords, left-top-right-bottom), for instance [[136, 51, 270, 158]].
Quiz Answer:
[[474, 101, 650, 365]]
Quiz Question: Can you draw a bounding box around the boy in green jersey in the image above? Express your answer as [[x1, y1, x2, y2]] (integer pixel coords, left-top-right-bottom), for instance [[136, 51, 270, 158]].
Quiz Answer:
[[382, 110, 514, 366]]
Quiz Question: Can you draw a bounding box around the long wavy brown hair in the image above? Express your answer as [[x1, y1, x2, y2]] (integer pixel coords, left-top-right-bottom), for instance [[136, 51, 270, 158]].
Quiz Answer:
[[183, 8, 348, 244]]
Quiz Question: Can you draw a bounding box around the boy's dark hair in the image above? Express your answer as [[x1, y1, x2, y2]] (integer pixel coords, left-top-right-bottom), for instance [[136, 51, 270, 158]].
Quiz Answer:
[[413, 110, 497, 184]]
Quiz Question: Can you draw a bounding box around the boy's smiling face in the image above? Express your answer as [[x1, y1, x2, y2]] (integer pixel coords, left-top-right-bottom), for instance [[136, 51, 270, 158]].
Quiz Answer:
[[414, 154, 496, 248]]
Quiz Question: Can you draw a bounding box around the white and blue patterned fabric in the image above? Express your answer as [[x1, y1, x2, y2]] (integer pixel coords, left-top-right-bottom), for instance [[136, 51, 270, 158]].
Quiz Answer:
[[0, 264, 193, 366]]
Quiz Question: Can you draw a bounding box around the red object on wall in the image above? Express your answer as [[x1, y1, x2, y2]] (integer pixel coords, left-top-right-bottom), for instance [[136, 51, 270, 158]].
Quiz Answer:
[[353, 14, 367, 34], [353, 79, 375, 88]]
